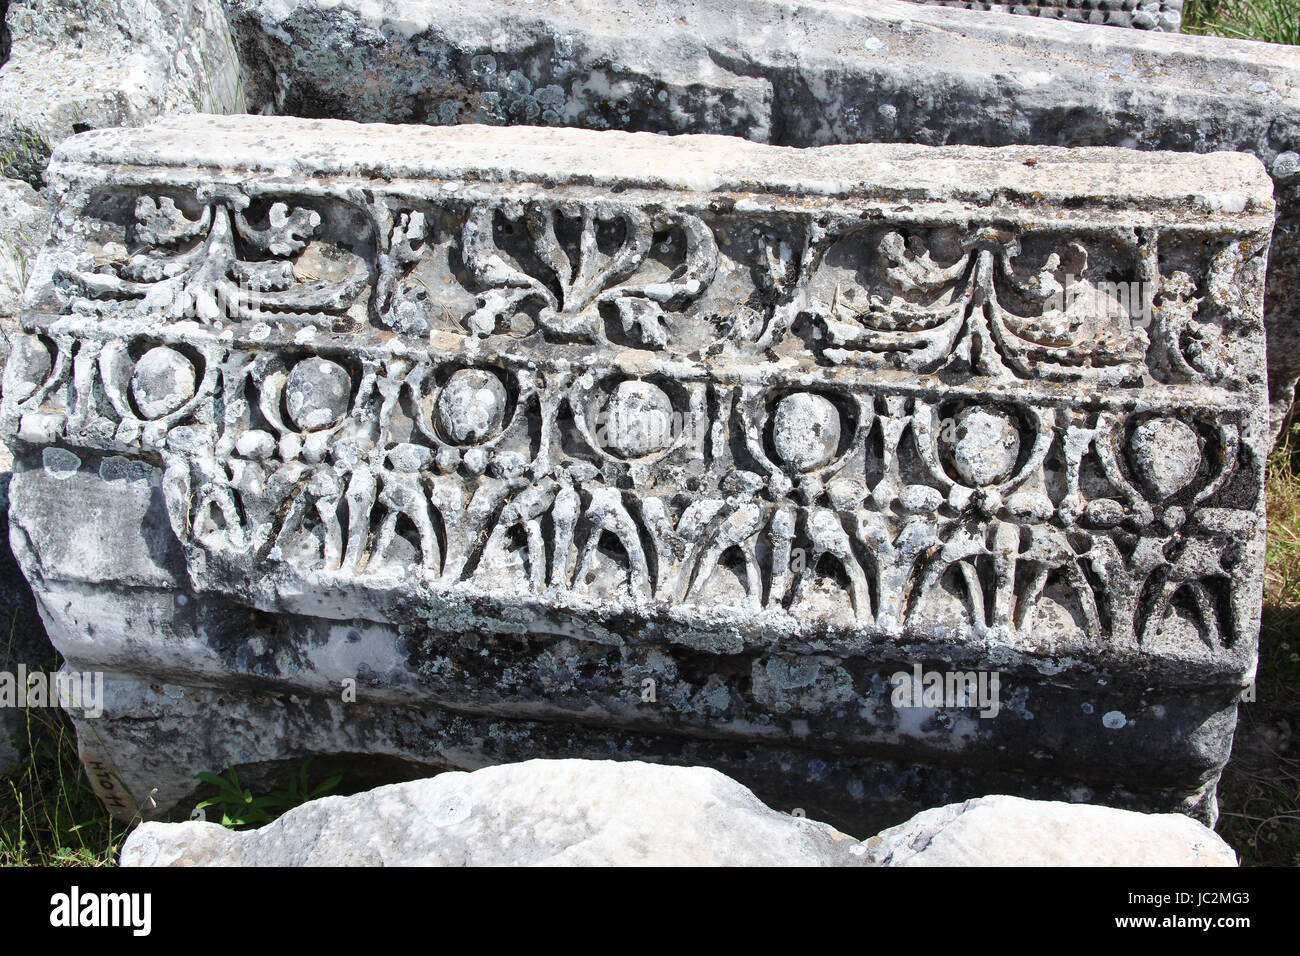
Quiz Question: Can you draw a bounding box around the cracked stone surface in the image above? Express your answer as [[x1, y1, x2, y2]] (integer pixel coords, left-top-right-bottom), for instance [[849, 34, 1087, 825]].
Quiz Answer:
[[4, 116, 1273, 833]]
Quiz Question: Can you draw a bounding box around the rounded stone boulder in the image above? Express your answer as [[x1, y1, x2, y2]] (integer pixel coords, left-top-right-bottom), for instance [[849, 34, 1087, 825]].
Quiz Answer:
[[118, 759, 864, 867]]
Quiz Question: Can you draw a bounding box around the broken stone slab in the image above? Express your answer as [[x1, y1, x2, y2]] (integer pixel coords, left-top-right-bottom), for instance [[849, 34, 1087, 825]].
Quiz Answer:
[[863, 793, 1237, 866], [0, 1, 244, 771], [56, 671, 1254, 835], [117, 759, 1235, 866], [0, 0, 244, 190], [903, 0, 1183, 32], [220, 0, 1300, 434], [6, 116, 1273, 833], [0, 177, 47, 360], [120, 759, 865, 866]]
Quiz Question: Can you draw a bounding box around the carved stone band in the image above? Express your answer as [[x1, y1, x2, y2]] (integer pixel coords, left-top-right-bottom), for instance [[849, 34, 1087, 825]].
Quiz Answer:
[[903, 0, 1182, 31], [6, 116, 1274, 829]]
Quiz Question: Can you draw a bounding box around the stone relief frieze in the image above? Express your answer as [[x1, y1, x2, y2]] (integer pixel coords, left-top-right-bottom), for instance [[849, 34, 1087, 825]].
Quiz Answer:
[[5, 174, 1268, 661]]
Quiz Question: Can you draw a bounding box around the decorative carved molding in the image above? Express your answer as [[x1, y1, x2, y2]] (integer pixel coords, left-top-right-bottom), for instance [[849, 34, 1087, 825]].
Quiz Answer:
[[7, 121, 1272, 664]]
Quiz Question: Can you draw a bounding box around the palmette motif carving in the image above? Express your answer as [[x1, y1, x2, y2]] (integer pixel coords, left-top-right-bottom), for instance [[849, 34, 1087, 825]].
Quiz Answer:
[[7, 177, 1268, 658], [816, 229, 1152, 381], [459, 202, 718, 345], [64, 190, 370, 324]]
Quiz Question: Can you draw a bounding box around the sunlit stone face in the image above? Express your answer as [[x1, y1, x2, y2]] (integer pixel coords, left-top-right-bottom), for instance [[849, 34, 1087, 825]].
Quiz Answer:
[[437, 368, 507, 444], [9, 115, 1270, 835], [950, 407, 1020, 487], [130, 346, 196, 419], [603, 380, 674, 459], [285, 357, 351, 431], [1129, 417, 1201, 499], [772, 392, 841, 472], [3, 335, 51, 403]]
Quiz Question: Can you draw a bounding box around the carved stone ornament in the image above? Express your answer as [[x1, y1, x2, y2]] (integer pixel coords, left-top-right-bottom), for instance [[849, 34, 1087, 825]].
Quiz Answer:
[[4, 117, 1274, 830]]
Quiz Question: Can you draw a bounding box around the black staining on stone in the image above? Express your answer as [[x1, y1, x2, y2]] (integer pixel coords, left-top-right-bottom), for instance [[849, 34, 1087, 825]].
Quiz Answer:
[[1, 0, 10, 69]]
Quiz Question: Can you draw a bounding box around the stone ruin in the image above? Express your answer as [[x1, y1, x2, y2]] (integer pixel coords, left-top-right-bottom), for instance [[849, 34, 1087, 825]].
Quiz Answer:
[[0, 0, 1292, 840], [3, 115, 1273, 832], [0, 0, 245, 772], [117, 762, 1241, 867]]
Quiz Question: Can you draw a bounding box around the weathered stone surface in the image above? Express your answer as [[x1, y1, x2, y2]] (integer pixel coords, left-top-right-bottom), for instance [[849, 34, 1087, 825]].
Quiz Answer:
[[904, 0, 1183, 32], [51, 671, 1248, 834], [0, 2, 244, 771], [0, 177, 46, 345], [0, 0, 243, 189], [220, 0, 1300, 434], [7, 116, 1273, 832], [862, 793, 1237, 866], [117, 760, 1234, 867], [0, 175, 50, 773], [120, 759, 864, 866]]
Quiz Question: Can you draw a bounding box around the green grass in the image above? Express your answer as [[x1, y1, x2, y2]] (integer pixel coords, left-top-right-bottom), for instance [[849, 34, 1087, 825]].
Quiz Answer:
[[0, 126, 53, 190], [0, 599, 126, 866], [1214, 432, 1300, 866], [195, 762, 341, 829], [0, 706, 124, 866], [1183, 0, 1300, 45]]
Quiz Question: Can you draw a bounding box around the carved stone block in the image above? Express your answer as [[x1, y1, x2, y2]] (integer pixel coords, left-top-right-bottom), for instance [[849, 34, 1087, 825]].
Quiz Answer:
[[6, 116, 1273, 831]]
